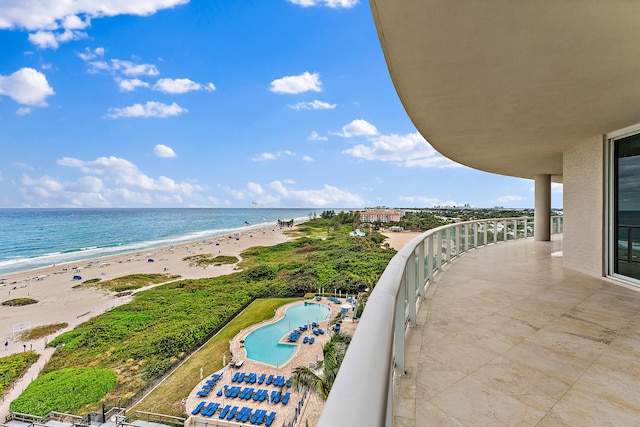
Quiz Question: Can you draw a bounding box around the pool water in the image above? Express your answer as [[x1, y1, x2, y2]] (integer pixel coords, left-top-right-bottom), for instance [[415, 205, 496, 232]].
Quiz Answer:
[[244, 302, 330, 366]]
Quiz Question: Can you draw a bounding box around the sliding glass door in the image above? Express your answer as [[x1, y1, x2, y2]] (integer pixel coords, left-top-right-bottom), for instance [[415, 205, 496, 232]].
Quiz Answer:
[[614, 133, 640, 281]]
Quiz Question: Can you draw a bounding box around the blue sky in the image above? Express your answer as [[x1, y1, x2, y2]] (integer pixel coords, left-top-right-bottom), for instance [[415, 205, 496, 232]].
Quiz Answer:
[[0, 0, 562, 209]]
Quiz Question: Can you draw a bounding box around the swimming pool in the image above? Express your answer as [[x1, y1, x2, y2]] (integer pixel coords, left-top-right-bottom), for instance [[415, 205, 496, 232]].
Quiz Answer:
[[244, 302, 330, 366]]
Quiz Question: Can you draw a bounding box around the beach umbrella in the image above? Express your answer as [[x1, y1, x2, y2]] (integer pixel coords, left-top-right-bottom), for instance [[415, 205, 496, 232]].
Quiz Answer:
[[341, 304, 352, 310]]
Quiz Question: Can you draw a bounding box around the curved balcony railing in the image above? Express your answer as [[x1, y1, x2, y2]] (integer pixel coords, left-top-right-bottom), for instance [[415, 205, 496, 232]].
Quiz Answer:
[[318, 216, 563, 427]]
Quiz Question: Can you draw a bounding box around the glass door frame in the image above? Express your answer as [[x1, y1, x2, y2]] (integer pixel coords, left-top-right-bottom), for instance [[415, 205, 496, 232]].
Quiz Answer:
[[607, 123, 640, 287]]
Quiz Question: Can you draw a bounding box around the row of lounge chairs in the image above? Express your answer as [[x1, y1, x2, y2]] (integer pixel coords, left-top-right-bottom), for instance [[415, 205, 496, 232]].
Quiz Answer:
[[327, 296, 342, 304], [231, 372, 290, 387], [191, 401, 277, 426], [312, 328, 324, 335], [302, 336, 315, 344], [217, 385, 291, 405]]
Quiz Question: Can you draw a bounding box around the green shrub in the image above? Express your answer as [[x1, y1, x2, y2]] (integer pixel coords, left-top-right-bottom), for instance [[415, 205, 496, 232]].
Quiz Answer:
[[10, 367, 116, 416], [0, 351, 39, 398], [2, 298, 38, 306]]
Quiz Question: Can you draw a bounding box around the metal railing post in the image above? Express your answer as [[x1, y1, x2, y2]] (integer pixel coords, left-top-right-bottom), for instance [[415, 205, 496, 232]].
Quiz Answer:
[[473, 222, 478, 248], [426, 236, 433, 282], [435, 230, 441, 272], [417, 241, 425, 297], [407, 257, 416, 326], [394, 278, 406, 375]]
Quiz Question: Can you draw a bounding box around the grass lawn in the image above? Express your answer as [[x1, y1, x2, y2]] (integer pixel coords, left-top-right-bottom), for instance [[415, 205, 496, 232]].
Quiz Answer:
[[130, 297, 299, 416]]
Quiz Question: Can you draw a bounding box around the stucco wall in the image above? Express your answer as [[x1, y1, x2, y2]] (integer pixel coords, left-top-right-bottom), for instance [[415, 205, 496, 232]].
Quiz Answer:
[[563, 135, 605, 277]]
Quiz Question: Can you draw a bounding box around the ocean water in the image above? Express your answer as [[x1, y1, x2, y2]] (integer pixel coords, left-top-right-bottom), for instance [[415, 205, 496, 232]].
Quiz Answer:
[[0, 208, 328, 276]]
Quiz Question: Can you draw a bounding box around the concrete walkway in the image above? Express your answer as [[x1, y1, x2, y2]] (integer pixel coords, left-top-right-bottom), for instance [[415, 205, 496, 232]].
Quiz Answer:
[[394, 236, 640, 426]]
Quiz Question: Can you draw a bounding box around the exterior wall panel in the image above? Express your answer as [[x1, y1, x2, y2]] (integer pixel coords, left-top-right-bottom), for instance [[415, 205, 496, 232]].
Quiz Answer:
[[563, 135, 605, 276]]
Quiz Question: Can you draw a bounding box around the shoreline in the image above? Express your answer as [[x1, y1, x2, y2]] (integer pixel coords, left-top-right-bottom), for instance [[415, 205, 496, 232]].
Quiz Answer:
[[0, 217, 310, 277]]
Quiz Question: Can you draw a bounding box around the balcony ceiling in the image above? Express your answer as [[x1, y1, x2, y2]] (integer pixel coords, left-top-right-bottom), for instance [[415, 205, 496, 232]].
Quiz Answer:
[[370, 0, 640, 181]]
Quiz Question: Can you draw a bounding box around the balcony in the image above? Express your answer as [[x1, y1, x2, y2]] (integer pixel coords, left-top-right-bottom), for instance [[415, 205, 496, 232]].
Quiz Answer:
[[319, 218, 640, 426]]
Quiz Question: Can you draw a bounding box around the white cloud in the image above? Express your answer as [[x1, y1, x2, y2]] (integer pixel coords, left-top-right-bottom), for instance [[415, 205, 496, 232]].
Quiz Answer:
[[251, 151, 296, 161], [302, 155, 314, 162], [106, 101, 188, 118], [116, 78, 150, 92], [398, 196, 460, 207], [0, 1, 189, 48], [288, 0, 358, 8], [219, 180, 363, 207], [343, 132, 462, 168], [83, 57, 159, 76], [331, 119, 378, 138], [0, 68, 54, 106], [496, 195, 525, 203], [16, 107, 32, 115], [153, 78, 215, 94], [246, 182, 264, 196], [252, 152, 277, 161], [77, 46, 104, 61], [308, 131, 328, 141], [154, 144, 177, 158], [269, 71, 321, 94], [42, 155, 204, 205], [267, 181, 364, 206], [27, 29, 87, 49], [289, 99, 335, 110]]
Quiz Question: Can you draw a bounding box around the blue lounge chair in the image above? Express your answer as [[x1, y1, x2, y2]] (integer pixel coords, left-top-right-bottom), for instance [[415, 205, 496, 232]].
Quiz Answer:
[[242, 409, 252, 423], [286, 377, 292, 387], [282, 392, 290, 405], [265, 412, 276, 427], [191, 401, 206, 415], [226, 406, 238, 420], [303, 336, 309, 343], [273, 391, 281, 403], [236, 407, 248, 421], [238, 372, 245, 382], [309, 337, 315, 344], [208, 403, 220, 416], [196, 390, 208, 397], [232, 386, 240, 398], [259, 389, 267, 401], [245, 388, 254, 400], [219, 405, 231, 419], [232, 372, 240, 382], [216, 389, 223, 397], [250, 409, 260, 424], [258, 373, 266, 384], [266, 374, 274, 385]]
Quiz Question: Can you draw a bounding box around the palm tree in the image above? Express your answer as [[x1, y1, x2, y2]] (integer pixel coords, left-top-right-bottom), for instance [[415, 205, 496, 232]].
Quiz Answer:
[[291, 332, 351, 401]]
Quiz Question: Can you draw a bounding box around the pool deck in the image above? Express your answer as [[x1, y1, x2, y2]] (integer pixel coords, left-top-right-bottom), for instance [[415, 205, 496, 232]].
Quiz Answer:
[[185, 298, 359, 426]]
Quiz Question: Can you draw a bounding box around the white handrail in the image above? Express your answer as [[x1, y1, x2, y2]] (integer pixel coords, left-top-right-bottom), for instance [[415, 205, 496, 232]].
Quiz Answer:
[[318, 216, 562, 426]]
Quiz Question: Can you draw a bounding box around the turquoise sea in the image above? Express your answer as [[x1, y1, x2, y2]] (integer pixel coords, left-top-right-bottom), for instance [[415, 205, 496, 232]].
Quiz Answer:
[[0, 208, 330, 276]]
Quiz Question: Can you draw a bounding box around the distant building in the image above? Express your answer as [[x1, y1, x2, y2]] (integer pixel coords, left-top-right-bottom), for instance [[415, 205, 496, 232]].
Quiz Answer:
[[359, 209, 401, 223]]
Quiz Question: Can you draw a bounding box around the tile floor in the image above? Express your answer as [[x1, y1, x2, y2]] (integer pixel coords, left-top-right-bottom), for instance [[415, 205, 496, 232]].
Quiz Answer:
[[394, 236, 640, 426]]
